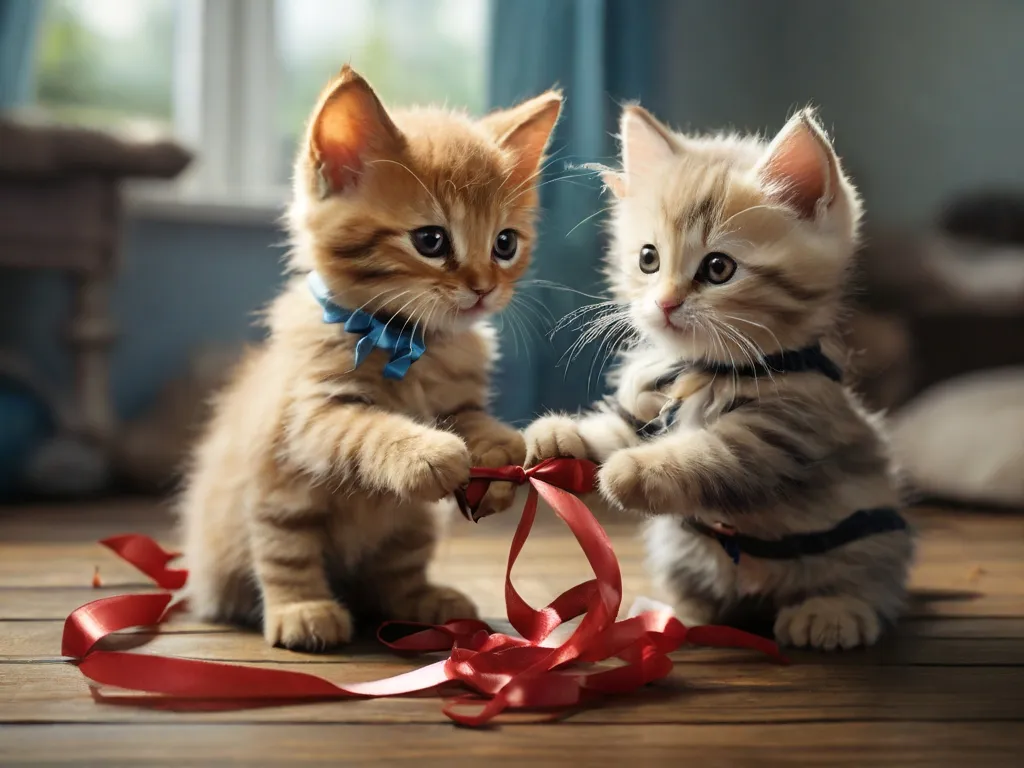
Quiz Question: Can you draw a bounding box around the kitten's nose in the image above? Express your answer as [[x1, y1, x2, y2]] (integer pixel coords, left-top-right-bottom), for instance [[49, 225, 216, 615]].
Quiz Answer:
[[656, 296, 683, 315], [473, 286, 495, 297]]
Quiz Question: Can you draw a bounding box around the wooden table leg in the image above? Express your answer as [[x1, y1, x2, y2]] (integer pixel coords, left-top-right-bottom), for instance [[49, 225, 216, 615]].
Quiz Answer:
[[68, 269, 116, 445]]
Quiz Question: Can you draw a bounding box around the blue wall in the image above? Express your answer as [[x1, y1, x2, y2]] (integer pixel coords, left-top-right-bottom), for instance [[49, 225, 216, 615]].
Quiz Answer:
[[0, 218, 286, 421], [4, 0, 1024, 425]]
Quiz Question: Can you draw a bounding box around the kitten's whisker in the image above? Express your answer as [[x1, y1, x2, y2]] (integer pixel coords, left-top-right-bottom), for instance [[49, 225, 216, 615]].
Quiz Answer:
[[716, 322, 763, 398], [367, 159, 444, 217], [518, 279, 611, 302], [590, 322, 635, 396], [714, 203, 789, 235], [349, 287, 402, 315], [382, 291, 428, 337], [719, 313, 784, 355], [501, 148, 569, 197], [552, 301, 623, 336], [564, 205, 613, 239], [506, 172, 594, 206], [507, 295, 553, 333], [512, 291, 557, 324]]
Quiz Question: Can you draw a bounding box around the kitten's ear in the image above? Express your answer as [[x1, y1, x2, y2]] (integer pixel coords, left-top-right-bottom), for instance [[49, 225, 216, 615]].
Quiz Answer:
[[757, 109, 839, 219], [481, 90, 563, 188], [308, 65, 403, 195], [611, 105, 677, 196]]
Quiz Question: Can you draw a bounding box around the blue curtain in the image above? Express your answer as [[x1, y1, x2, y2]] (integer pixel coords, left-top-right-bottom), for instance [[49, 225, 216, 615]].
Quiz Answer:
[[488, 0, 660, 425], [0, 0, 42, 109]]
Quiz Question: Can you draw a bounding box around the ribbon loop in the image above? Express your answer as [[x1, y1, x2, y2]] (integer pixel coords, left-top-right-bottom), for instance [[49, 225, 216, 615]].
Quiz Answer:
[[62, 459, 785, 725]]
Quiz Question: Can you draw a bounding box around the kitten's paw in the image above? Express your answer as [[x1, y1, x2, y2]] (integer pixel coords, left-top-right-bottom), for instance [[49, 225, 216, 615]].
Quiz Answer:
[[469, 427, 525, 516], [598, 446, 676, 513], [390, 430, 472, 501], [524, 415, 587, 466], [774, 595, 881, 650], [264, 599, 353, 651], [470, 426, 527, 469], [390, 585, 479, 624]]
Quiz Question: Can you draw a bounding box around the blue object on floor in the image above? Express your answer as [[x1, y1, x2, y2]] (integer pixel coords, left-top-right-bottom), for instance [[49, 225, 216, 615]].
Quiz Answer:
[[0, 376, 51, 500]]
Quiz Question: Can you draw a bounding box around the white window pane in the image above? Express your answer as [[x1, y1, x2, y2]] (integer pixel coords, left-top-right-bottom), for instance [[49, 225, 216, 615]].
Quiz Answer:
[[274, 0, 489, 184], [33, 0, 177, 130]]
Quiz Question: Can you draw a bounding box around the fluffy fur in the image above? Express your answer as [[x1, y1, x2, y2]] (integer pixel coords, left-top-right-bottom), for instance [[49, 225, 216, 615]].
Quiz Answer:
[[525, 105, 913, 650], [179, 66, 561, 650]]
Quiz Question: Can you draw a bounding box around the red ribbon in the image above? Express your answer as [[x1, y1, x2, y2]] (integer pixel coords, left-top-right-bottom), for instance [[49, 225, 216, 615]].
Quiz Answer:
[[62, 458, 785, 725]]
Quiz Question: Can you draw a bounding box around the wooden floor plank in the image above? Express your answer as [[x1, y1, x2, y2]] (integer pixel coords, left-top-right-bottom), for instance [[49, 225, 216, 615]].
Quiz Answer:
[[7, 618, 1024, 664], [5, 585, 1023, 621], [3, 662, 1022, 725], [1, 723, 1020, 767], [1, 497, 1023, 765]]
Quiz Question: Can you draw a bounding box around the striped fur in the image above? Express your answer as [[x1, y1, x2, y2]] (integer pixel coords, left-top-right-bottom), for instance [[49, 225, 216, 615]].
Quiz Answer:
[[525, 106, 913, 650], [179, 68, 561, 651]]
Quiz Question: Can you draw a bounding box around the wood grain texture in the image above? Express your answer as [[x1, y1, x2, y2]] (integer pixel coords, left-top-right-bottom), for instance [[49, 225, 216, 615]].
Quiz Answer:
[[0, 499, 1022, 766], [0, 723, 1020, 767]]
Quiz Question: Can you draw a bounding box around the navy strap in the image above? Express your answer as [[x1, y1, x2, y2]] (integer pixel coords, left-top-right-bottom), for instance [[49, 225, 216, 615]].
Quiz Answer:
[[700, 343, 843, 384], [655, 342, 843, 391], [687, 507, 908, 564], [602, 397, 682, 440]]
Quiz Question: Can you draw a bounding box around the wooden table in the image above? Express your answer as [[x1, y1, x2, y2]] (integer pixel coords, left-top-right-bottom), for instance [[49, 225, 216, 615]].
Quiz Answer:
[[1, 499, 1022, 766], [0, 118, 190, 490]]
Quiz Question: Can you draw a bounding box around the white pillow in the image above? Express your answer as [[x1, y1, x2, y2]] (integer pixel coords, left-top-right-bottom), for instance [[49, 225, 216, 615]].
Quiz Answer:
[[890, 368, 1024, 507]]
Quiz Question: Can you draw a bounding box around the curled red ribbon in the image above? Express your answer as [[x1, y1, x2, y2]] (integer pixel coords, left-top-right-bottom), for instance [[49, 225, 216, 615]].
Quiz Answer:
[[62, 458, 785, 725]]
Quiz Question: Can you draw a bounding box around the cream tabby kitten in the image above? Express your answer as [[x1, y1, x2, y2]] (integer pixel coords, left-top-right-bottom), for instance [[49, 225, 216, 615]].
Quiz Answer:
[[525, 106, 913, 650], [180, 66, 561, 650]]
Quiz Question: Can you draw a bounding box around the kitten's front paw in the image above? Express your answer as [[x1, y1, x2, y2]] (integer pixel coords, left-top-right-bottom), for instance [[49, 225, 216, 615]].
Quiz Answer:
[[598, 446, 676, 513], [524, 415, 587, 466], [469, 428, 526, 516], [264, 599, 353, 651], [390, 430, 472, 501], [389, 585, 479, 625], [774, 595, 881, 650]]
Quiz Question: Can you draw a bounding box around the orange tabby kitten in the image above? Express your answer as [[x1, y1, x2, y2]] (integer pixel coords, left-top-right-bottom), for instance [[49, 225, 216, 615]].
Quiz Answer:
[[180, 66, 561, 650]]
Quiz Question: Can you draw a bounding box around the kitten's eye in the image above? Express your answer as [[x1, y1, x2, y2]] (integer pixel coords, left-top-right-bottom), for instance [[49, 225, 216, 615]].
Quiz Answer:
[[638, 244, 660, 274], [411, 226, 451, 258], [696, 252, 737, 285], [493, 229, 518, 262]]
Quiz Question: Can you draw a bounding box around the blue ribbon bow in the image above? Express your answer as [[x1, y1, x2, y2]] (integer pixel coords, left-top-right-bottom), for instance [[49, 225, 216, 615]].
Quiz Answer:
[[307, 271, 426, 380]]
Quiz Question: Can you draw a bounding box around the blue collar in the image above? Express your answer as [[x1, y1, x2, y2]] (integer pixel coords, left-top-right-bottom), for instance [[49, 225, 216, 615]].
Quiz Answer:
[[307, 271, 426, 380]]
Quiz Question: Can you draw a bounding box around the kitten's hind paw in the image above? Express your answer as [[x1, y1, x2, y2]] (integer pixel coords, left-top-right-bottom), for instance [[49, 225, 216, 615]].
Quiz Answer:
[[774, 595, 881, 650], [264, 599, 354, 652], [387, 584, 479, 625]]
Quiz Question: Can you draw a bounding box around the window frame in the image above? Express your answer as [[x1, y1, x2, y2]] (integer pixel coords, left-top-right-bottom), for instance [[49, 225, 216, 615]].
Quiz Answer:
[[128, 0, 286, 222], [39, 0, 490, 224]]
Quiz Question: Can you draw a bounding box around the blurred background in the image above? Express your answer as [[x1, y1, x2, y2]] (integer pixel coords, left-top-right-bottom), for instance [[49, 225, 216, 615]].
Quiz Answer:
[[1, 0, 1022, 508]]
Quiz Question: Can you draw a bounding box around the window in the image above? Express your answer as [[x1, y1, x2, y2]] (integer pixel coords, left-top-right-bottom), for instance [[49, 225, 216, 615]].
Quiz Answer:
[[34, 0, 178, 131], [30, 0, 490, 215], [275, 0, 488, 185]]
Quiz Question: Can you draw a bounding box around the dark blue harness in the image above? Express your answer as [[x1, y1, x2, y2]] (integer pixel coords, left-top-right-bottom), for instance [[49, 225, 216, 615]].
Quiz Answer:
[[611, 343, 907, 563]]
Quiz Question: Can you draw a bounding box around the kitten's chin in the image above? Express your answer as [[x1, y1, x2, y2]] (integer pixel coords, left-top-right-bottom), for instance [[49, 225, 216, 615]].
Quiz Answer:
[[632, 309, 704, 360], [449, 307, 495, 333]]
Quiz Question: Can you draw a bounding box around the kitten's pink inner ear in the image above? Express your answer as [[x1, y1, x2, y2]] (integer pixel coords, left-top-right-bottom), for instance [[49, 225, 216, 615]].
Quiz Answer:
[[760, 116, 836, 219], [620, 107, 676, 190], [486, 92, 563, 189], [602, 171, 626, 198], [311, 71, 400, 193]]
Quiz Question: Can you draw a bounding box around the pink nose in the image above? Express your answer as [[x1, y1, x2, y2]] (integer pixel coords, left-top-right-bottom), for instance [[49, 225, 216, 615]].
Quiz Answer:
[[656, 296, 683, 314]]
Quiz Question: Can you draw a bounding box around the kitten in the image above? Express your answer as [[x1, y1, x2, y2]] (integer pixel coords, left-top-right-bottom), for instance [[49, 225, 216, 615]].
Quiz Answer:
[[180, 66, 561, 650], [524, 105, 913, 650]]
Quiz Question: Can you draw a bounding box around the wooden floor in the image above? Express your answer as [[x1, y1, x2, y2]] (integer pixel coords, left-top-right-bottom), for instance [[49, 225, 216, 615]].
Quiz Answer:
[[1, 498, 1023, 766]]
